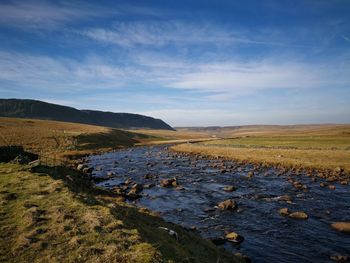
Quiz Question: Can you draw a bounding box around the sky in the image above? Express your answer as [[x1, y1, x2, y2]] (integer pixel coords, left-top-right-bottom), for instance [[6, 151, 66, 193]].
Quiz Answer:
[[0, 0, 350, 127]]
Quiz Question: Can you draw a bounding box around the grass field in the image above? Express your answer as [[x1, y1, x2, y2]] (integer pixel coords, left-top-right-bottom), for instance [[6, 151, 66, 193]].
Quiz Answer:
[[0, 163, 238, 263], [0, 118, 158, 161], [128, 129, 213, 145], [0, 118, 210, 161], [172, 125, 350, 172]]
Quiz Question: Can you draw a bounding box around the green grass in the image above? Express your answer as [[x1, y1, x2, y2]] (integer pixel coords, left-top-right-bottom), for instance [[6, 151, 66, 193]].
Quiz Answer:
[[0, 163, 241, 263]]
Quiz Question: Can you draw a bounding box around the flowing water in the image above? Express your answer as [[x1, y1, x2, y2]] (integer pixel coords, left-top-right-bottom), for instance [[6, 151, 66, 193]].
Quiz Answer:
[[87, 145, 350, 263]]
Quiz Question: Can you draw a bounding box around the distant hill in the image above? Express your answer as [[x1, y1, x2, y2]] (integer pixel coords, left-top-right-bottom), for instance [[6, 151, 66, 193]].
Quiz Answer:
[[0, 99, 174, 130]]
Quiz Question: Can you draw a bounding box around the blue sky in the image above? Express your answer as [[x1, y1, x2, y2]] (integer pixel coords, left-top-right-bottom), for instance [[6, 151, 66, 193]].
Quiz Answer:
[[0, 0, 349, 126]]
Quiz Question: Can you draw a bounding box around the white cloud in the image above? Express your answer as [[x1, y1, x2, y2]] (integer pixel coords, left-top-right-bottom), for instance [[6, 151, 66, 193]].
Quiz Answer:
[[0, 51, 133, 92], [0, 0, 119, 29], [1, 50, 349, 102], [133, 53, 350, 100], [81, 20, 295, 48]]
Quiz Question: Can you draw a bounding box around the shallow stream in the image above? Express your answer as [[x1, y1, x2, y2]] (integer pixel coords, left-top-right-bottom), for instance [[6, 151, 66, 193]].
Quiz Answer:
[[87, 145, 350, 263]]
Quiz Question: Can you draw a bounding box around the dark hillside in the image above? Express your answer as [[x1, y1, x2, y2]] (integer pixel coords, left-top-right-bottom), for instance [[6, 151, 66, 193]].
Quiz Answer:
[[0, 99, 173, 130]]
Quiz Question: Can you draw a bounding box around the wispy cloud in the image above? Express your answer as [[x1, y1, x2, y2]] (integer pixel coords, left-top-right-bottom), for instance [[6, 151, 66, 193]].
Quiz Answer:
[[133, 53, 350, 99], [81, 20, 315, 49], [1, 50, 349, 103], [342, 35, 350, 43], [0, 0, 119, 29], [0, 51, 131, 92]]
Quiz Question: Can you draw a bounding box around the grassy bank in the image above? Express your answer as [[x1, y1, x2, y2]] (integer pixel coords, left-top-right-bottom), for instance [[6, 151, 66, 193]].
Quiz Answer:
[[129, 129, 213, 145], [0, 117, 243, 262], [172, 126, 350, 172], [0, 163, 240, 263], [0, 117, 157, 161]]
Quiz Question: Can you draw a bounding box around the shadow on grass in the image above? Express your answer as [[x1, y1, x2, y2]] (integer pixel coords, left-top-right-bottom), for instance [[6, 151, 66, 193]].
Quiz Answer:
[[75, 129, 155, 150], [31, 165, 239, 263]]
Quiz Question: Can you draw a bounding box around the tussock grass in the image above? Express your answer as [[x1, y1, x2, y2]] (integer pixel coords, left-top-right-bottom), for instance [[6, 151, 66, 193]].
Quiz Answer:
[[172, 126, 350, 171], [0, 163, 239, 263], [172, 144, 350, 171], [129, 129, 212, 144], [0, 117, 156, 160], [201, 136, 350, 150]]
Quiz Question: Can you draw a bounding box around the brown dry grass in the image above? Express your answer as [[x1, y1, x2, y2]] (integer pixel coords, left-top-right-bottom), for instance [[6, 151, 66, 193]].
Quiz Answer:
[[172, 125, 350, 172], [0, 118, 153, 160], [172, 144, 350, 171], [0, 163, 239, 263], [129, 129, 209, 139]]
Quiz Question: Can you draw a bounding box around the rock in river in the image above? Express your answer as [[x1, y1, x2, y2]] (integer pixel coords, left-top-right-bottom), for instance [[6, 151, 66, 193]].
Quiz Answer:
[[331, 222, 350, 233], [246, 171, 254, 178], [217, 199, 236, 210], [131, 183, 143, 193], [223, 185, 236, 192], [289, 211, 308, 220], [279, 208, 289, 217], [277, 195, 292, 202], [330, 255, 348, 263], [160, 178, 178, 187], [225, 231, 244, 243]]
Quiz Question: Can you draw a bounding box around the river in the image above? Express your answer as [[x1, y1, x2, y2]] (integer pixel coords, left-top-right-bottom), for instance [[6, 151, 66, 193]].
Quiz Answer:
[[86, 145, 350, 263]]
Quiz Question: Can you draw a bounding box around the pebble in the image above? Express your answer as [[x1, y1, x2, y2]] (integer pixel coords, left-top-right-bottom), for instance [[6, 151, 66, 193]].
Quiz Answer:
[[328, 185, 336, 190], [217, 199, 236, 210], [330, 255, 348, 263], [331, 222, 350, 233], [279, 208, 289, 216], [223, 185, 236, 192], [289, 211, 308, 220], [225, 231, 244, 243]]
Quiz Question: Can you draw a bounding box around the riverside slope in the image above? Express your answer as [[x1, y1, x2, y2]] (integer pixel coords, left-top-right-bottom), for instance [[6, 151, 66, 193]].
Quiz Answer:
[[0, 99, 173, 130]]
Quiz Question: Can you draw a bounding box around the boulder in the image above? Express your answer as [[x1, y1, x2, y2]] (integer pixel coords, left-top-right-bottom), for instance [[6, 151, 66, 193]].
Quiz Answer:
[[160, 178, 178, 187], [340, 180, 348, 185], [330, 255, 348, 263], [289, 211, 308, 220], [223, 185, 236, 192], [247, 171, 254, 178], [331, 222, 350, 233], [143, 183, 155, 189], [277, 195, 292, 202], [328, 185, 336, 190], [333, 167, 343, 174], [106, 171, 115, 177], [217, 199, 236, 210], [279, 208, 289, 216], [76, 164, 86, 171], [131, 183, 143, 193], [225, 231, 244, 243]]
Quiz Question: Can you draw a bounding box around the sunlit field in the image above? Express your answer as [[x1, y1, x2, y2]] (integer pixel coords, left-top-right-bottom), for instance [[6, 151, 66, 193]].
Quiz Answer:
[[172, 125, 350, 171]]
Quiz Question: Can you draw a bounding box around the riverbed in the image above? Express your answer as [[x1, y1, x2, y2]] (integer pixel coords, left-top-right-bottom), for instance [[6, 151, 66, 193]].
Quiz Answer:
[[87, 145, 350, 263]]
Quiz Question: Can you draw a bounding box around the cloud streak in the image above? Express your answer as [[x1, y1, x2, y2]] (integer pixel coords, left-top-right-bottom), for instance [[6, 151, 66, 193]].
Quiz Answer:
[[1, 50, 349, 102], [0, 0, 119, 29], [81, 20, 317, 49]]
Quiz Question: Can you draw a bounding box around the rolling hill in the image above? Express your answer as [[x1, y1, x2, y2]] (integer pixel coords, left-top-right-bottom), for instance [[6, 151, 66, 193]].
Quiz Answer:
[[0, 99, 173, 130]]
